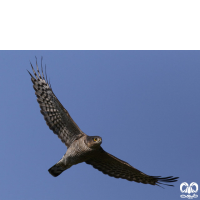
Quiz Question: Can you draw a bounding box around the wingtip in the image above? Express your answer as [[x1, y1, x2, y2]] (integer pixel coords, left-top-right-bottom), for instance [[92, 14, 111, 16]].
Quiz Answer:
[[154, 176, 179, 187], [27, 69, 33, 77]]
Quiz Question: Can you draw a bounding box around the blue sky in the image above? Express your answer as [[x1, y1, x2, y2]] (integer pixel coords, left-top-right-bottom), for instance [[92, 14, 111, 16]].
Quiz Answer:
[[0, 51, 199, 200]]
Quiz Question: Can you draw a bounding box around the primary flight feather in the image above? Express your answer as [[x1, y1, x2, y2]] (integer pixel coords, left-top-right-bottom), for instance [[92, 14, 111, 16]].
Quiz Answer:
[[28, 59, 178, 187]]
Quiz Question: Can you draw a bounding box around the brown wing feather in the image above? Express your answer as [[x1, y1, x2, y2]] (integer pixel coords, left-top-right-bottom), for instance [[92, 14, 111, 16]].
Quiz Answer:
[[86, 148, 179, 186], [28, 60, 85, 147]]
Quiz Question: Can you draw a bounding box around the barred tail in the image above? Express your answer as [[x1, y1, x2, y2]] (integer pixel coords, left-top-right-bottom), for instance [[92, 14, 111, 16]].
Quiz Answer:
[[48, 162, 70, 177]]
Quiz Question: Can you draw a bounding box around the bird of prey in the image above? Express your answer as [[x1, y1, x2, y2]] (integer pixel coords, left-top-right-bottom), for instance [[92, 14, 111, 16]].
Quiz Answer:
[[28, 60, 178, 187]]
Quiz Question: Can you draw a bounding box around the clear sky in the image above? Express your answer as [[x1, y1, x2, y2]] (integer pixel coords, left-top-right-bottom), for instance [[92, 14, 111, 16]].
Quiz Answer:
[[0, 51, 199, 200]]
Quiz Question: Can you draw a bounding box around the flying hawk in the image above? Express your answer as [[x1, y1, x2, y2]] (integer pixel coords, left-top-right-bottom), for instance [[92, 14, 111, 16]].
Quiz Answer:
[[28, 60, 178, 187]]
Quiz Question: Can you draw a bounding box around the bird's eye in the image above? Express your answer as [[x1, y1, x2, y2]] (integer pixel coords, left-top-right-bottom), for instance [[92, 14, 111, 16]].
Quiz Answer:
[[94, 138, 97, 142]]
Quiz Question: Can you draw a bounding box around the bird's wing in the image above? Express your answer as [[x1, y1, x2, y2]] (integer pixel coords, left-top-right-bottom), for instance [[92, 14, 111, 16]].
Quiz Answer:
[[28, 60, 85, 148], [86, 148, 178, 187]]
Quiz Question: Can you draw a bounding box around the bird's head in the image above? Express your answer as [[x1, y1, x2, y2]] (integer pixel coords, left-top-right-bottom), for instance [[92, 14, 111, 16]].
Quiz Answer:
[[85, 136, 102, 149]]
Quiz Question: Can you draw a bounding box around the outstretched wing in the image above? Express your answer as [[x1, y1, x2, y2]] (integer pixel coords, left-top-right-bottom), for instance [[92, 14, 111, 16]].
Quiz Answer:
[[86, 148, 178, 187], [28, 60, 85, 148]]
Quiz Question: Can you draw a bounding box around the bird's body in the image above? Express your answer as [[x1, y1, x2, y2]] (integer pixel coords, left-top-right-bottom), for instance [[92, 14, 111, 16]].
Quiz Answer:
[[48, 135, 97, 176], [49, 135, 102, 177], [28, 59, 179, 187], [62, 135, 93, 166]]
